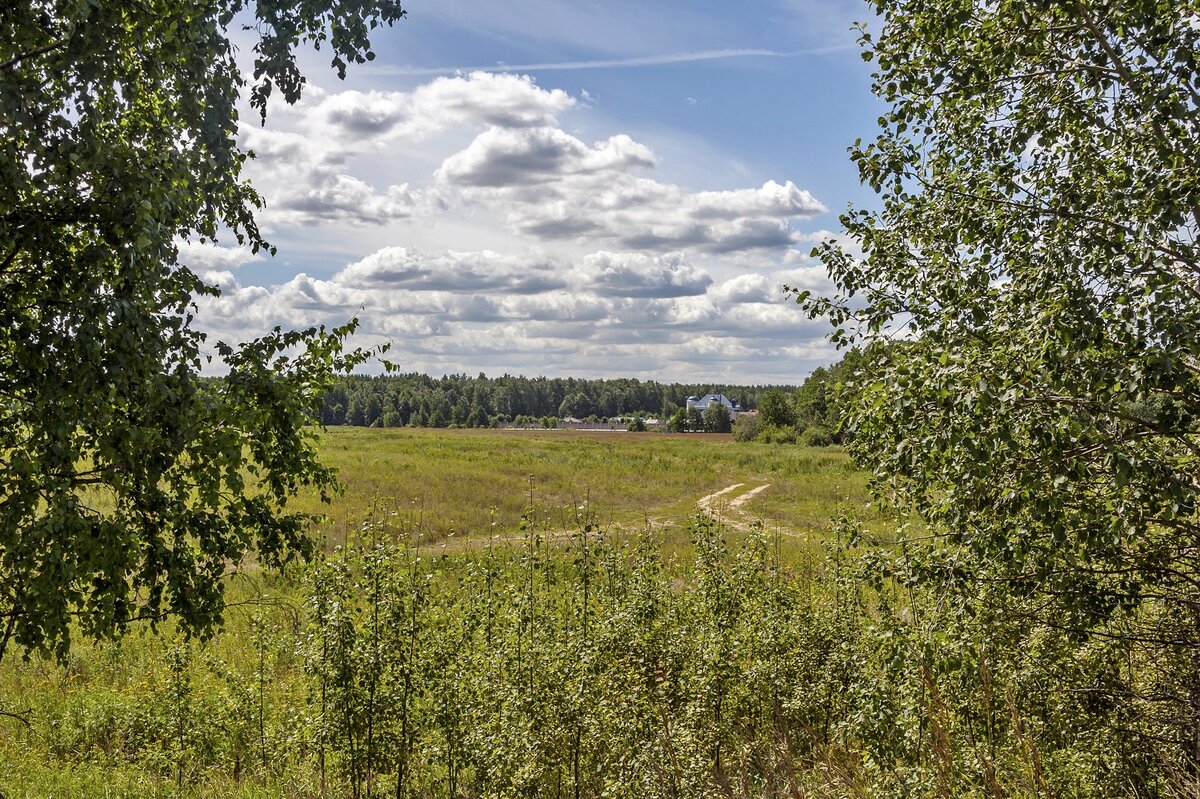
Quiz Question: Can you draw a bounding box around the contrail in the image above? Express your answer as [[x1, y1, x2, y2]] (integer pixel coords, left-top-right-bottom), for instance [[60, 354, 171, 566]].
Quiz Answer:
[[366, 45, 854, 77]]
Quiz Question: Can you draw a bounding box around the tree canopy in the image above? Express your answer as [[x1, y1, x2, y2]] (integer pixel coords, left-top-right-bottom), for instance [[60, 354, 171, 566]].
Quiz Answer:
[[798, 0, 1200, 769], [702, 403, 732, 434], [0, 0, 404, 661]]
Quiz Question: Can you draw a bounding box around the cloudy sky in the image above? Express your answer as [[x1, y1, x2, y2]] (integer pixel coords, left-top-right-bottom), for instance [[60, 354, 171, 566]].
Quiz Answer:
[[186, 0, 881, 383]]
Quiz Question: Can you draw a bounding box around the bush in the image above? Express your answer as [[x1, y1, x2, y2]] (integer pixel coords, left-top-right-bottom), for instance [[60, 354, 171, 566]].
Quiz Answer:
[[731, 414, 760, 442], [758, 424, 798, 445], [799, 425, 833, 447]]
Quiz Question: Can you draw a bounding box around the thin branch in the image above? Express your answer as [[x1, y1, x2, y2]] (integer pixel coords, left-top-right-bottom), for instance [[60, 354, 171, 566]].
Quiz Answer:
[[0, 39, 66, 72], [0, 707, 33, 730]]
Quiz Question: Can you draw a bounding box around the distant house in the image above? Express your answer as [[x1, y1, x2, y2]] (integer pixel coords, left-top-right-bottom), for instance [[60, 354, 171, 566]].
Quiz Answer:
[[686, 393, 740, 415]]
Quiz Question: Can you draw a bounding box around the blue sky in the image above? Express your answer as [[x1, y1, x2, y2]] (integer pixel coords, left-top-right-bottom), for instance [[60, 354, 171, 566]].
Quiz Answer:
[[188, 0, 883, 383]]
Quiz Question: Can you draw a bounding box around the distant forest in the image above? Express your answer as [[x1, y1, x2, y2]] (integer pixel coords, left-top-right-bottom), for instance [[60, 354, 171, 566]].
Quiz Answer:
[[320, 374, 795, 428]]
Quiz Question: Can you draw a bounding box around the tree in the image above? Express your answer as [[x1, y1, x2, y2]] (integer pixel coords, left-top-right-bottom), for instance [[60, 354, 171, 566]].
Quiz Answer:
[[756, 390, 796, 429], [0, 0, 405, 662], [467, 404, 488, 429], [797, 0, 1200, 771], [558, 391, 595, 419], [703, 404, 731, 434], [731, 414, 759, 442]]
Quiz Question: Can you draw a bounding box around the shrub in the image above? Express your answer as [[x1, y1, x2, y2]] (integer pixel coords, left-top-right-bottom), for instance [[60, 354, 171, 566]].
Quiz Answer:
[[758, 424, 798, 445], [731, 415, 760, 442], [799, 425, 833, 447]]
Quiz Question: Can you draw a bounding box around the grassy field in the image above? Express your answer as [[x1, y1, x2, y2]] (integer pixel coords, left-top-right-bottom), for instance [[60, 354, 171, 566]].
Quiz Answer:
[[0, 429, 875, 798], [296, 427, 872, 551]]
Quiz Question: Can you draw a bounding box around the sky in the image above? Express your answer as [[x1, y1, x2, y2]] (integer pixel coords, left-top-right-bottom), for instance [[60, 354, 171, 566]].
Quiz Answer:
[[185, 0, 883, 384]]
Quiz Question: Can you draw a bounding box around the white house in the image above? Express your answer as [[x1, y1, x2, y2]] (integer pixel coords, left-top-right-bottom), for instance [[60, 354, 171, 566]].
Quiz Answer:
[[686, 393, 740, 415]]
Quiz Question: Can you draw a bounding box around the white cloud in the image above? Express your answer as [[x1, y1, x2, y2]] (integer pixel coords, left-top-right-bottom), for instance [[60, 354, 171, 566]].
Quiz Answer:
[[505, 178, 822, 253], [580, 251, 711, 298], [196, 66, 842, 381], [434, 123, 824, 252], [240, 72, 827, 252], [438, 127, 656, 187], [710, 273, 778, 304], [338, 247, 567, 294], [242, 72, 576, 228], [315, 72, 575, 141], [194, 246, 829, 374], [275, 176, 419, 226], [241, 127, 422, 227], [177, 241, 262, 272]]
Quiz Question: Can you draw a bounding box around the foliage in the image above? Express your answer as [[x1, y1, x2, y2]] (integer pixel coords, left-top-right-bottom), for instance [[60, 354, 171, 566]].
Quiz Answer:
[[0, 0, 404, 662], [702, 403, 732, 433], [731, 414, 760, 442], [797, 0, 1200, 775], [738, 350, 868, 444], [321, 373, 793, 427], [1, 503, 1184, 796], [558, 391, 596, 419], [798, 425, 833, 447], [757, 390, 797, 429]]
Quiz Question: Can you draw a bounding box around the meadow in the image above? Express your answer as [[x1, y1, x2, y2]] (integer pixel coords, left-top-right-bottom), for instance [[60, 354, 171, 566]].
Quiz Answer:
[[0, 429, 877, 799], [0, 430, 1160, 798], [292, 427, 872, 553]]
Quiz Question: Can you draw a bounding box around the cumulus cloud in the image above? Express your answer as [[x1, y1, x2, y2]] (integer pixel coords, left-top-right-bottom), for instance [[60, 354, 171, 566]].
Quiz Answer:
[[435, 122, 825, 252], [338, 247, 568, 294], [438, 128, 655, 187], [579, 251, 712, 298], [241, 128, 421, 227], [239, 71, 826, 252], [177, 241, 262, 272], [275, 176, 419, 225], [315, 72, 575, 141], [242, 72, 574, 227], [194, 257, 836, 382], [709, 273, 779, 304], [197, 67, 841, 380], [196, 246, 818, 350]]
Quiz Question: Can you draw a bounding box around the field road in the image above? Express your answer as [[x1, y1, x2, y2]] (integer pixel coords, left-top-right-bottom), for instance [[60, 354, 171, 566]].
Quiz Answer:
[[427, 480, 793, 551], [696, 481, 789, 535], [696, 483, 745, 511]]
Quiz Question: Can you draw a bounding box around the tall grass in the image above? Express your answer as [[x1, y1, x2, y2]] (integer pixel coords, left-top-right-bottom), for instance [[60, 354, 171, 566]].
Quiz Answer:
[[289, 428, 871, 547], [0, 431, 1167, 797]]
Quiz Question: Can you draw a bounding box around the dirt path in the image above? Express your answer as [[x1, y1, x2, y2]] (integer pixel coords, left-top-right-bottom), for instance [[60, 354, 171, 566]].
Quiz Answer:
[[696, 483, 744, 512], [428, 480, 783, 551], [729, 483, 771, 510], [695, 481, 778, 534]]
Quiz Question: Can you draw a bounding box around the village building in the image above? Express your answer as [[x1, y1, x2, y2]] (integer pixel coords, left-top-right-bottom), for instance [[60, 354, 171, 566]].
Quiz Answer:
[[686, 393, 741, 415]]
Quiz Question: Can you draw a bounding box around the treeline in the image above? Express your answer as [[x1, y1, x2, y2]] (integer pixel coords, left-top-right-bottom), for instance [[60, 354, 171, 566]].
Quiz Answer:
[[734, 348, 869, 445], [320, 374, 793, 428]]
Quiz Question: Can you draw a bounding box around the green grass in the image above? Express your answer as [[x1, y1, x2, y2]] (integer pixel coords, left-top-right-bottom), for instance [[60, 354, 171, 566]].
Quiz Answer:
[[297, 427, 871, 548], [0, 429, 873, 798]]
